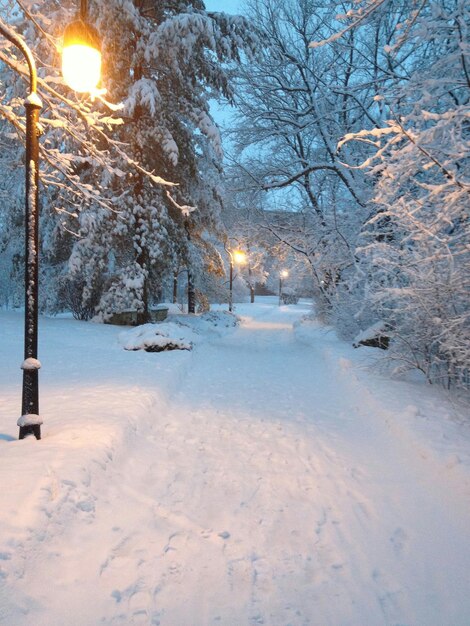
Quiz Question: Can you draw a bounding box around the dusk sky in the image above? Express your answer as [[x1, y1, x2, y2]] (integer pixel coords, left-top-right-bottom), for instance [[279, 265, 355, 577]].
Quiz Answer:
[[204, 0, 244, 13], [205, 0, 247, 131]]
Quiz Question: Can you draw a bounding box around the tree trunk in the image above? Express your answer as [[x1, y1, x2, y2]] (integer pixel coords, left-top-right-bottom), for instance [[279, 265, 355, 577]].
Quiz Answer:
[[133, 58, 150, 326], [173, 271, 178, 304], [187, 269, 196, 314]]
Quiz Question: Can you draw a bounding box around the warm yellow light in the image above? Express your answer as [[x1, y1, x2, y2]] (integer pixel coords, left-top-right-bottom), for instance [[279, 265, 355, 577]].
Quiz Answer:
[[62, 44, 101, 93], [281, 270, 289, 278], [62, 20, 101, 93], [233, 250, 247, 265]]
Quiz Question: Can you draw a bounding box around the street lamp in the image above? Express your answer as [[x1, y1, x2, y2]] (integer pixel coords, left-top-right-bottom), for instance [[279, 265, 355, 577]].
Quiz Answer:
[[225, 244, 247, 313], [61, 0, 101, 93], [0, 18, 43, 439], [279, 269, 289, 306], [0, 5, 101, 440]]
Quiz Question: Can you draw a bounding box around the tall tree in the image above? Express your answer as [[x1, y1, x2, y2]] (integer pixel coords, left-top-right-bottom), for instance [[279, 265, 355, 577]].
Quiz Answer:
[[0, 0, 256, 320], [0, 0, 174, 314], [227, 0, 405, 319], [71, 0, 256, 321]]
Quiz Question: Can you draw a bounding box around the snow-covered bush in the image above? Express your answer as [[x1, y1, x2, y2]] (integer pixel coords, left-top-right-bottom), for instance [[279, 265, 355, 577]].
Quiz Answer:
[[348, 0, 470, 389], [120, 324, 192, 353]]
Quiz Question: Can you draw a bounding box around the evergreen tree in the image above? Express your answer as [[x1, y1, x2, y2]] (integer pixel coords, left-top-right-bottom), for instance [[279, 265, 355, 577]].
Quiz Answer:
[[0, 0, 174, 313], [0, 0, 256, 320], [71, 0, 256, 321]]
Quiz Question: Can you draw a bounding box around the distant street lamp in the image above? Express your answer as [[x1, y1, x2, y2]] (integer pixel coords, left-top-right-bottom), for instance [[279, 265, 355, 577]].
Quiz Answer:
[[225, 243, 247, 312], [279, 269, 289, 306], [0, 3, 101, 440]]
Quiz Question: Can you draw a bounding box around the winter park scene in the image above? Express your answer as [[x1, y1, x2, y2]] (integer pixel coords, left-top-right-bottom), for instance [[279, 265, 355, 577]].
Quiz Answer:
[[0, 0, 469, 625]]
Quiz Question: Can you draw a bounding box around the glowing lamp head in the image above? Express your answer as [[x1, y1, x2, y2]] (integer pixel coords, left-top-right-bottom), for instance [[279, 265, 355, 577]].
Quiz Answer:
[[233, 250, 247, 265], [62, 20, 101, 93], [280, 270, 289, 278]]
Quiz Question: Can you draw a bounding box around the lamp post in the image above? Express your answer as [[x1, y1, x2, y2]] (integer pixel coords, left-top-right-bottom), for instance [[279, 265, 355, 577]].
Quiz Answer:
[[1, 3, 101, 439], [225, 244, 247, 313], [0, 19, 43, 439], [279, 269, 289, 306]]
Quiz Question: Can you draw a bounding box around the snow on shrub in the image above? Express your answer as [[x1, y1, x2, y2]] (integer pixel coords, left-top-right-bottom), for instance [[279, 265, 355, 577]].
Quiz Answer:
[[119, 323, 192, 353], [119, 311, 239, 352]]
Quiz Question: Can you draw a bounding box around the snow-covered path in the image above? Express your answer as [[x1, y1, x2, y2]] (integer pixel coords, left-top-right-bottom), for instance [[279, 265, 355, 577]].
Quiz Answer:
[[1, 302, 470, 625]]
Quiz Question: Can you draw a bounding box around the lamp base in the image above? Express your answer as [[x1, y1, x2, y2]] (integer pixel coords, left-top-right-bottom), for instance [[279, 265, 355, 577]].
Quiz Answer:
[[18, 424, 41, 440]]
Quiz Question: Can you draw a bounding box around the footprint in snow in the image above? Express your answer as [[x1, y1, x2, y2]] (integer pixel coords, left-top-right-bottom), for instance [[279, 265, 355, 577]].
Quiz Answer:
[[390, 527, 408, 556]]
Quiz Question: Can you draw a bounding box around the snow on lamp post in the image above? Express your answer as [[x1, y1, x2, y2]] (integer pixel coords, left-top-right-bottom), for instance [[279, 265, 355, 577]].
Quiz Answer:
[[225, 243, 247, 313], [279, 269, 289, 306], [0, 18, 43, 440]]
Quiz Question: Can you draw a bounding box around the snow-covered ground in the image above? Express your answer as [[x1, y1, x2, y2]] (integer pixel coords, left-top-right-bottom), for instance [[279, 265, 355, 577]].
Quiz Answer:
[[0, 298, 469, 626]]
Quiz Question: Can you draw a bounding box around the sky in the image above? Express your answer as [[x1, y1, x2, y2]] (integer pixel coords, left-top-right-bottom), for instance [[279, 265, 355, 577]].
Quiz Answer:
[[204, 0, 244, 13], [204, 0, 247, 135]]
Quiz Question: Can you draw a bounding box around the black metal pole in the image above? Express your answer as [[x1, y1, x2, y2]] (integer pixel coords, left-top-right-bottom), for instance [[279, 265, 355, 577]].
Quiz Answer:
[[229, 259, 233, 312], [0, 18, 43, 440], [279, 277, 282, 306], [19, 96, 42, 440]]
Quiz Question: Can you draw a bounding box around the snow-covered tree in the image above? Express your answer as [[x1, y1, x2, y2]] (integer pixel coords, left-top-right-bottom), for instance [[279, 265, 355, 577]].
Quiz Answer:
[[67, 0, 257, 322], [226, 0, 409, 320], [0, 0, 175, 315], [1, 1, 256, 320], [339, 0, 470, 387]]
